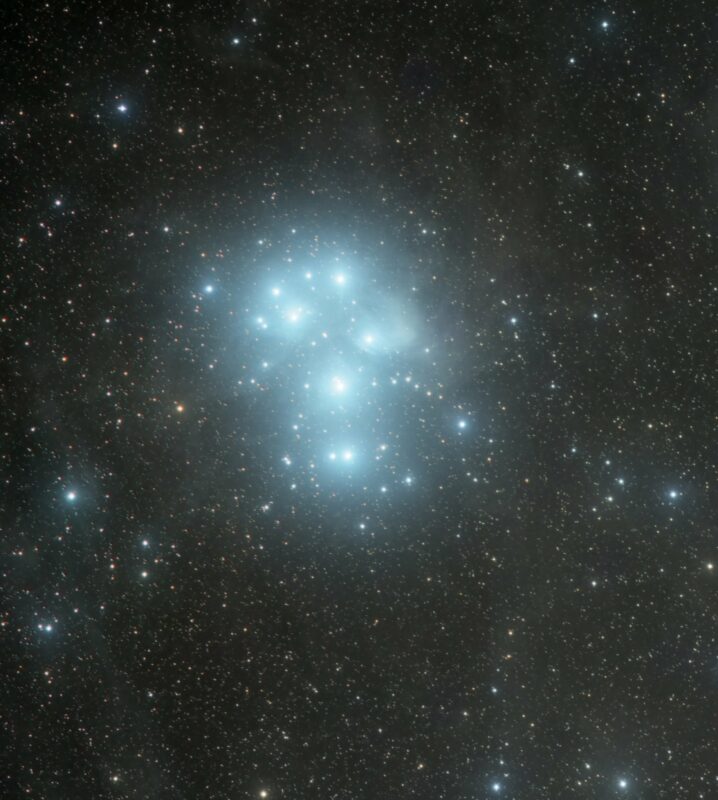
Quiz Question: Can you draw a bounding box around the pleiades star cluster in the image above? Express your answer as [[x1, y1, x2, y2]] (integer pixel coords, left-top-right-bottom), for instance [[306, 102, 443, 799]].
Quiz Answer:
[[229, 237, 475, 506], [2, 2, 717, 799]]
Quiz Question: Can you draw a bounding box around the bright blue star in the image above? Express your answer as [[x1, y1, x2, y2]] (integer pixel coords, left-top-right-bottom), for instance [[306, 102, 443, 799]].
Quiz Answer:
[[329, 376, 348, 395], [327, 448, 356, 465], [285, 307, 305, 324]]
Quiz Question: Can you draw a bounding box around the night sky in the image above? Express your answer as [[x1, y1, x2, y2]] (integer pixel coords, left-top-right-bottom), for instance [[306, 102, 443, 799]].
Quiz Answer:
[[3, 2, 718, 798]]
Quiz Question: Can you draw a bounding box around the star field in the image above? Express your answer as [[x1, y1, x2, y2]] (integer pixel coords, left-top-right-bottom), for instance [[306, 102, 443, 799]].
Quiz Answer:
[[3, 2, 718, 798]]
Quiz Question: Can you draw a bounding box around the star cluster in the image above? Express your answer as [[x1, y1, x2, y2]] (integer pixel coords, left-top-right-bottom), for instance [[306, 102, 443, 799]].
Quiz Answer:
[[224, 237, 473, 510]]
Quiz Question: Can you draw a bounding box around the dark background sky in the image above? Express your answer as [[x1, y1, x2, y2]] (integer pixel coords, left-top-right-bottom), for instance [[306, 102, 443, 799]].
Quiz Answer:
[[3, 1, 718, 798]]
